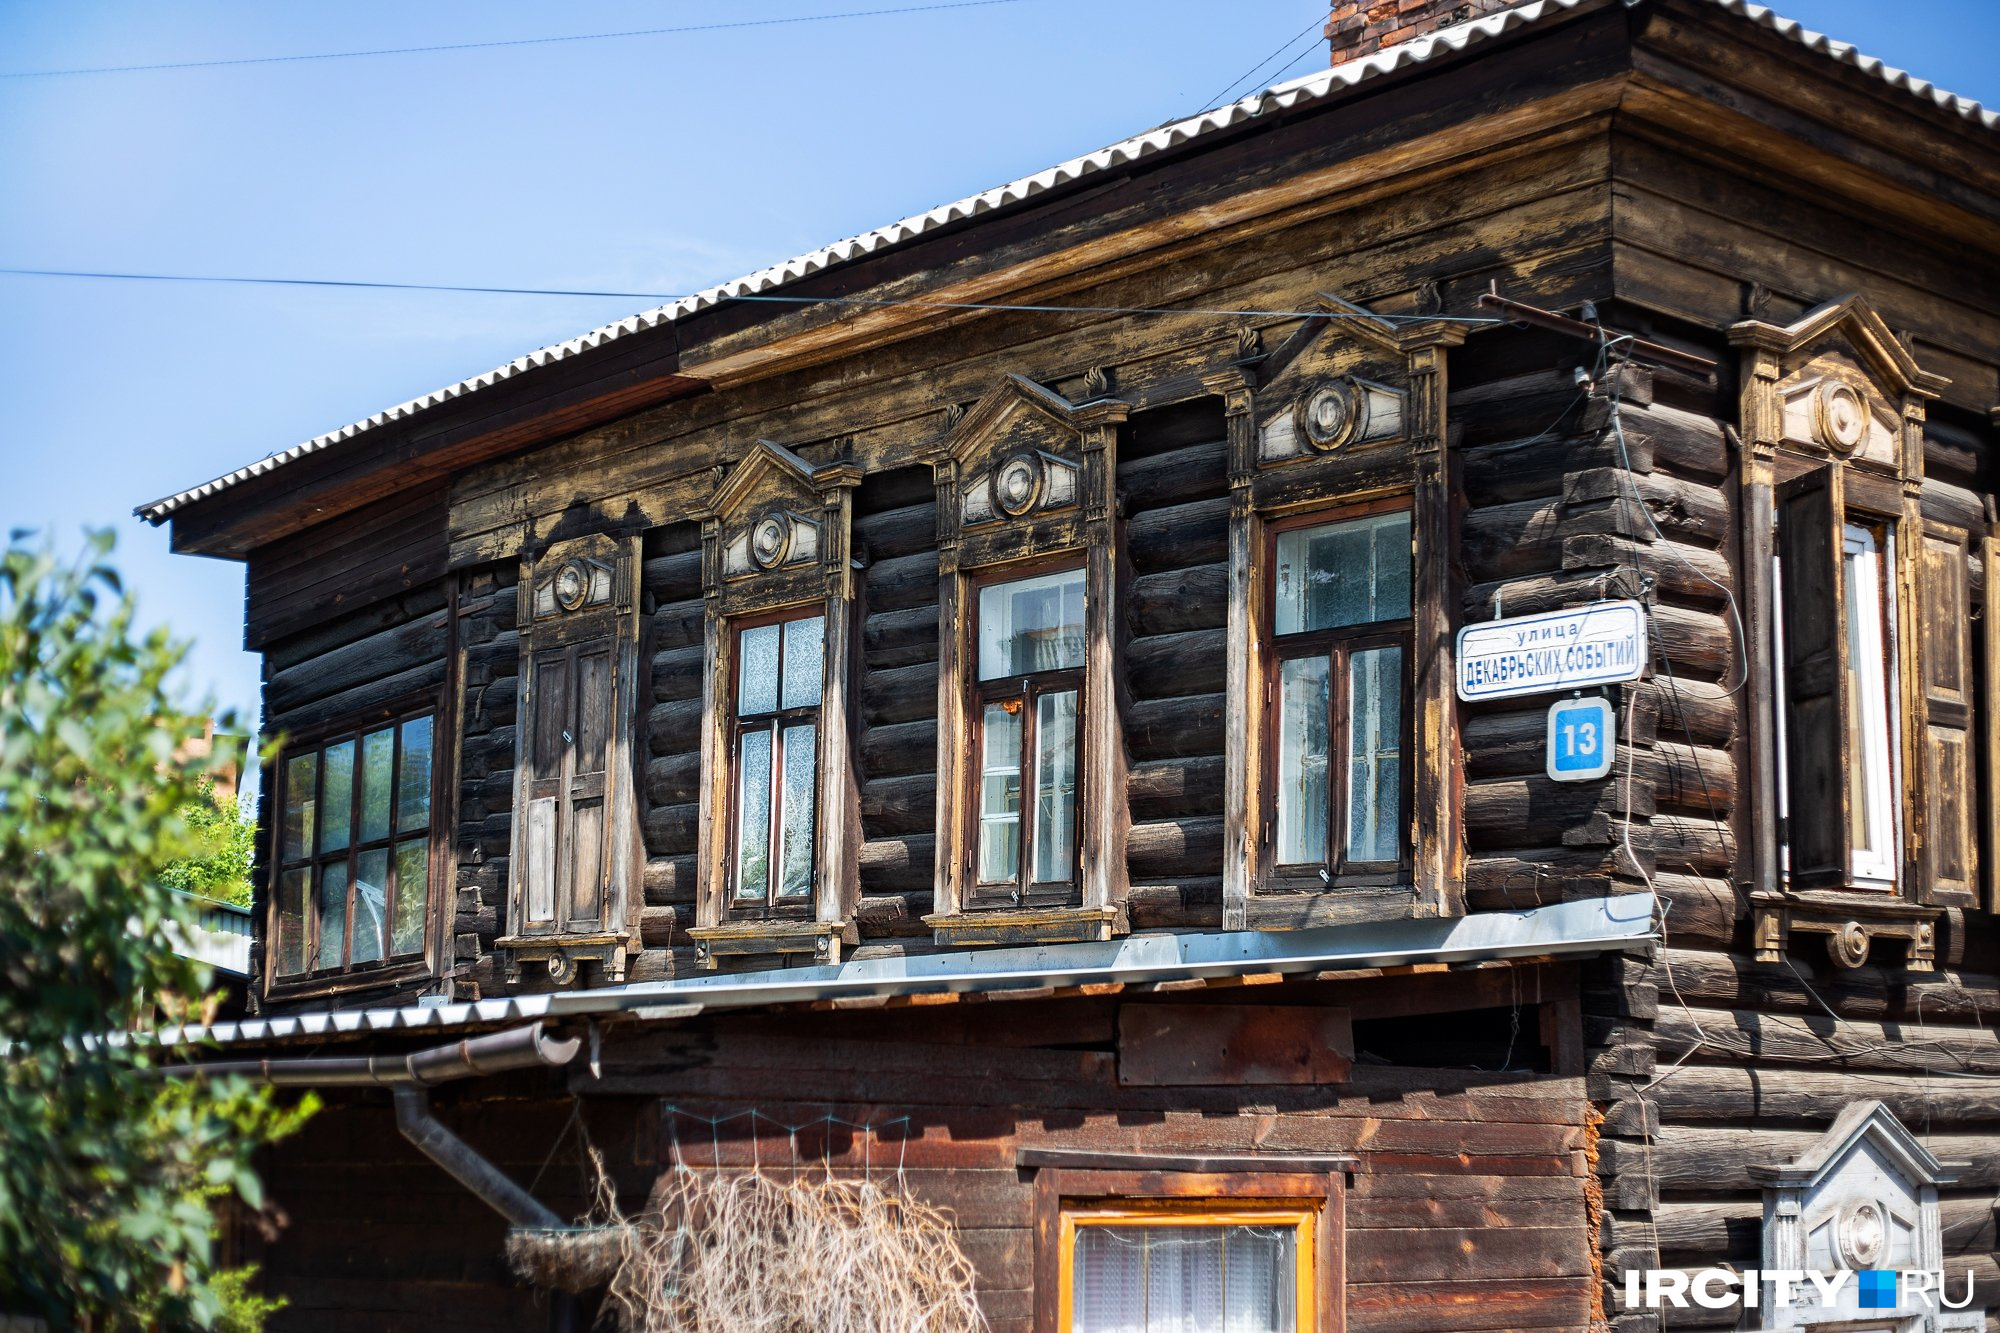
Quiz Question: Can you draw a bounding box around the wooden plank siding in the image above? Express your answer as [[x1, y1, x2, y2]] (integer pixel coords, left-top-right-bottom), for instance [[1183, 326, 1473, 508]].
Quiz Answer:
[[250, 982, 1594, 1333]]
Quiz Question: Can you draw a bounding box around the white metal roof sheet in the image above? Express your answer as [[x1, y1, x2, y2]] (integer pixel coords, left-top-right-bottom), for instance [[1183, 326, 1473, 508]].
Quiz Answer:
[[157, 892, 1656, 1048], [136, 0, 1995, 525]]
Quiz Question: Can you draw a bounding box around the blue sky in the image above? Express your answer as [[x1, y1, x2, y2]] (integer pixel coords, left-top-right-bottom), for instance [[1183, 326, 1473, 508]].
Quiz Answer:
[[3, 0, 1996, 734]]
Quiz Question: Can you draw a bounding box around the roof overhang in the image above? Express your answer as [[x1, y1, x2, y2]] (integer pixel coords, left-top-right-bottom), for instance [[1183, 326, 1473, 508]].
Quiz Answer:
[[139, 0, 2000, 556], [159, 891, 1657, 1049]]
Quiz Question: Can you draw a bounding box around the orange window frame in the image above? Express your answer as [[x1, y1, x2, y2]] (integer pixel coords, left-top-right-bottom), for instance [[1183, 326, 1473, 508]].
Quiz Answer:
[[1056, 1201, 1319, 1333]]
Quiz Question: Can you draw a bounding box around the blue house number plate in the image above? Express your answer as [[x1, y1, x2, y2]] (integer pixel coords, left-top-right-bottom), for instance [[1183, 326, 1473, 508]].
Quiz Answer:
[[1545, 696, 1615, 783]]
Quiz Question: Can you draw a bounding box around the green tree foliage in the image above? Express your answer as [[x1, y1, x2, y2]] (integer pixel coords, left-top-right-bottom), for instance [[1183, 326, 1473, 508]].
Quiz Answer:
[[0, 532, 314, 1329], [159, 779, 257, 909]]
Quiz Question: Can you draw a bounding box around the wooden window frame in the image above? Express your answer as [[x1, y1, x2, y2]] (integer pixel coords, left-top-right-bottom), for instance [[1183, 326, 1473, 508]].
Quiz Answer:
[[725, 605, 827, 918], [1261, 503, 1414, 892], [1033, 1165, 1344, 1333], [265, 700, 441, 998], [965, 559, 1087, 909]]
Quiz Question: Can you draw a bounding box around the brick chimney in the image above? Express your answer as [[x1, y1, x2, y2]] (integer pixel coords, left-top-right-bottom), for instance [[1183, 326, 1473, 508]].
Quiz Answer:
[[1325, 0, 1519, 67]]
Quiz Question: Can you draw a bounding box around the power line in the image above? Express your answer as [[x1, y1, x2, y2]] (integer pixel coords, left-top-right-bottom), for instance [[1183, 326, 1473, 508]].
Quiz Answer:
[[0, 0, 1033, 80], [1198, 7, 1329, 112], [0, 265, 1505, 326]]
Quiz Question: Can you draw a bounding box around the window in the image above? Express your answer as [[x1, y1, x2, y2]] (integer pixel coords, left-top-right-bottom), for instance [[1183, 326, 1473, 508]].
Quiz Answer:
[[1841, 523, 1899, 884], [971, 567, 1084, 904], [1061, 1204, 1316, 1333], [730, 611, 824, 910], [1268, 510, 1411, 875], [272, 712, 434, 978]]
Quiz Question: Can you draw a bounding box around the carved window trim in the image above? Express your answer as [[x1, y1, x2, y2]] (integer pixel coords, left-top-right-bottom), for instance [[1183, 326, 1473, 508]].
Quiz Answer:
[[499, 531, 645, 987], [1206, 302, 1464, 932], [924, 376, 1129, 947], [689, 441, 861, 968], [1731, 297, 1960, 973]]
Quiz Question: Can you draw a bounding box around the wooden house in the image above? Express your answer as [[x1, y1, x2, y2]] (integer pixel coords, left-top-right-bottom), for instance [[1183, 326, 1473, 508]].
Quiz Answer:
[[145, 0, 2000, 1328]]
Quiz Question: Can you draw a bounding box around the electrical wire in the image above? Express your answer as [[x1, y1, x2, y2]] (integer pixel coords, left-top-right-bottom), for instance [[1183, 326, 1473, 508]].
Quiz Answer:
[[1198, 7, 1330, 112], [0, 266, 1508, 326], [0, 1, 1037, 80]]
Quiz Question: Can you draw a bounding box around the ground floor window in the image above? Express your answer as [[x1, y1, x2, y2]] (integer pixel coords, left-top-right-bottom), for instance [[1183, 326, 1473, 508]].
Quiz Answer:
[[1061, 1204, 1316, 1333]]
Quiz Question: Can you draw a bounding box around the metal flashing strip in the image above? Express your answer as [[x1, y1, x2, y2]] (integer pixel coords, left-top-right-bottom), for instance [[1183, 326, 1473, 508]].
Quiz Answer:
[[161, 893, 1656, 1048], [139, 0, 2000, 527]]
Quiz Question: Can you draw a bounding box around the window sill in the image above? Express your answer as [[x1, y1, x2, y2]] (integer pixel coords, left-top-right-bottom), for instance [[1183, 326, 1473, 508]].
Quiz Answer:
[[925, 905, 1124, 948], [1245, 882, 1423, 931], [263, 958, 432, 1005], [686, 919, 855, 969], [1750, 889, 1939, 972], [494, 932, 633, 985]]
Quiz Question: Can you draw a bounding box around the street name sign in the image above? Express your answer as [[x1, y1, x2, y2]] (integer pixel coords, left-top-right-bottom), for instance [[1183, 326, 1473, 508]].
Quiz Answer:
[[1455, 600, 1647, 702]]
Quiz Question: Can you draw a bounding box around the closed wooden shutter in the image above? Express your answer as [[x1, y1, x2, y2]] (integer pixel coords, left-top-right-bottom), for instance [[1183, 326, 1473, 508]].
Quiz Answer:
[[1985, 531, 1999, 913], [520, 637, 616, 933], [1776, 466, 1850, 890], [1918, 521, 1977, 907]]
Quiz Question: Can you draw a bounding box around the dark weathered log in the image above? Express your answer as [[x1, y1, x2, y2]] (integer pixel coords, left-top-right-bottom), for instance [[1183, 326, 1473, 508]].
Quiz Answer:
[[1625, 401, 1729, 482], [1461, 473, 1730, 581], [1117, 440, 1226, 512], [1124, 627, 1226, 700], [643, 854, 696, 904], [863, 550, 941, 613], [263, 611, 450, 716], [1656, 946, 2000, 1023], [640, 549, 703, 600], [1655, 1004, 2000, 1075], [646, 752, 700, 807], [1124, 879, 1224, 930], [860, 773, 937, 837], [650, 643, 705, 703], [640, 904, 680, 948], [1636, 677, 1737, 749], [1648, 741, 1736, 817], [1461, 432, 1636, 509], [1450, 369, 1590, 447], [1919, 475, 1988, 531], [1125, 693, 1224, 761], [258, 575, 450, 677], [1127, 498, 1228, 574], [1464, 776, 1656, 848], [1924, 423, 1982, 486], [1650, 1062, 2000, 1130], [1125, 816, 1224, 878], [468, 674, 518, 730], [863, 604, 939, 670], [859, 718, 938, 780], [652, 598, 705, 652], [1654, 874, 1741, 946], [642, 803, 698, 856], [1648, 813, 1735, 875], [858, 834, 933, 896], [1464, 847, 1640, 909], [853, 502, 936, 563], [267, 660, 448, 736], [1642, 1125, 2000, 1190], [1127, 755, 1225, 820], [862, 662, 939, 727], [1128, 564, 1227, 636], [646, 698, 703, 755]]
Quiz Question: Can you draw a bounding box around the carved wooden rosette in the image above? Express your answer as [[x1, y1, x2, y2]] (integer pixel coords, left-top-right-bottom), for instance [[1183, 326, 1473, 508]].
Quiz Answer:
[[688, 441, 862, 967], [498, 530, 645, 986], [1729, 296, 1956, 971], [923, 375, 1131, 946], [1210, 298, 1465, 932]]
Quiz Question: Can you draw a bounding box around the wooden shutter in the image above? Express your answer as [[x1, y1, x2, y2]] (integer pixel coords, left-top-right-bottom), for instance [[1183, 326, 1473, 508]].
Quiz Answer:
[[1918, 522, 1977, 907], [1987, 531, 2000, 914], [1776, 466, 1850, 890], [520, 637, 616, 933]]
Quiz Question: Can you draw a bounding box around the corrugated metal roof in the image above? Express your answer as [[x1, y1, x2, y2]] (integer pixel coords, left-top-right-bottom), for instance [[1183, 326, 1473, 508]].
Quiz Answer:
[[136, 0, 1996, 526], [156, 892, 1657, 1048]]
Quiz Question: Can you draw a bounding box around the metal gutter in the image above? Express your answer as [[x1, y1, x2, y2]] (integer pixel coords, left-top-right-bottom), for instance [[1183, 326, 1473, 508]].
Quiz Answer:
[[160, 893, 1657, 1048], [138, 0, 2000, 529]]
